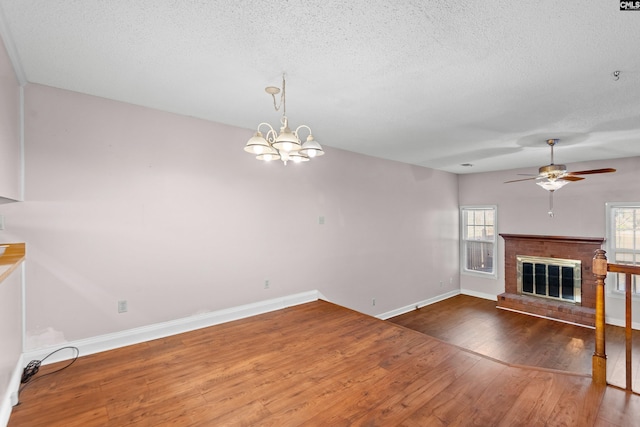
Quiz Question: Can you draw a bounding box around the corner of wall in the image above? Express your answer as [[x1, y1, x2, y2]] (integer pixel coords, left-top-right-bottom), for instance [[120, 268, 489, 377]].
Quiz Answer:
[[0, 356, 23, 427]]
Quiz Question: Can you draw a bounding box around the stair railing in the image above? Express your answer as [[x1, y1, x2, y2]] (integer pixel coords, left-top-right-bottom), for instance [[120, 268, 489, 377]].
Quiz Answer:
[[592, 249, 640, 390]]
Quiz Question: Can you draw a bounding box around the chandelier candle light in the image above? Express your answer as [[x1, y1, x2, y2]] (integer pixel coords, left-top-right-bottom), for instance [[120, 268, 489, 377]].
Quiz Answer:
[[244, 74, 324, 165]]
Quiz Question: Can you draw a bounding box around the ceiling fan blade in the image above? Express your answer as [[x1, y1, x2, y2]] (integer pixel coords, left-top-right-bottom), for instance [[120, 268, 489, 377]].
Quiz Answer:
[[567, 168, 616, 176], [561, 175, 585, 182], [504, 177, 538, 183]]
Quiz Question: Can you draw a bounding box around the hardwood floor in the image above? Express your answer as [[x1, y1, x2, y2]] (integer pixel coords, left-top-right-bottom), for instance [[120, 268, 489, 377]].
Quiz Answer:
[[389, 294, 640, 391], [8, 298, 640, 426]]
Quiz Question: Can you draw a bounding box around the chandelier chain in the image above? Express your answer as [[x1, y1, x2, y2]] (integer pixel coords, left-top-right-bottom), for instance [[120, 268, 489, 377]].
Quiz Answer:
[[270, 74, 287, 116]]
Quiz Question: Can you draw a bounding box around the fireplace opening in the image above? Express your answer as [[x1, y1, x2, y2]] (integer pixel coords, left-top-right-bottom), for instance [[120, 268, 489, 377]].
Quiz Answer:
[[517, 255, 582, 304]]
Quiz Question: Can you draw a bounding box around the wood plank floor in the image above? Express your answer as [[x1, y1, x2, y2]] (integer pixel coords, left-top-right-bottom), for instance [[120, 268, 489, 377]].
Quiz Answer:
[[8, 299, 640, 426], [389, 294, 640, 391]]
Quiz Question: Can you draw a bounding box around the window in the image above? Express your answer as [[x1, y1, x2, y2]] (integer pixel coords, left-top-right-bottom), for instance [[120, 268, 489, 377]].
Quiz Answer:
[[606, 203, 640, 295], [460, 206, 497, 277]]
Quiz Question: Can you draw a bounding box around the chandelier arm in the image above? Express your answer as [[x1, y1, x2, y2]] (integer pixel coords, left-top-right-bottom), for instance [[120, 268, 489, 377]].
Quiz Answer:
[[256, 122, 275, 130], [255, 122, 280, 145], [264, 128, 279, 144], [256, 122, 276, 134], [294, 124, 313, 139]]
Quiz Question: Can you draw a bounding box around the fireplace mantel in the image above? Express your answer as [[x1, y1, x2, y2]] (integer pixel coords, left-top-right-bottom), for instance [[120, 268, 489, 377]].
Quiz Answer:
[[499, 234, 605, 245], [498, 234, 604, 327]]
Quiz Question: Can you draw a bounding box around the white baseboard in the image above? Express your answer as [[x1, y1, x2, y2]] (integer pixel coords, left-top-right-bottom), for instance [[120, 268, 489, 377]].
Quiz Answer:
[[460, 289, 497, 301], [22, 290, 324, 365], [605, 316, 640, 330], [0, 356, 23, 427], [376, 289, 461, 320]]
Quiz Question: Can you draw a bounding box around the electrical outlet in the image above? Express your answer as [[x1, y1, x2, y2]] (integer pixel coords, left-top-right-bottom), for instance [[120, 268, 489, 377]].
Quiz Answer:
[[118, 300, 128, 313], [439, 281, 443, 288], [318, 215, 325, 225], [372, 298, 376, 306], [264, 280, 270, 289]]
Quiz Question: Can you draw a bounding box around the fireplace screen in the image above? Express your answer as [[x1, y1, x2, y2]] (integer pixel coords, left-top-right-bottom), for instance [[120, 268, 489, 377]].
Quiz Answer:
[[516, 255, 582, 304]]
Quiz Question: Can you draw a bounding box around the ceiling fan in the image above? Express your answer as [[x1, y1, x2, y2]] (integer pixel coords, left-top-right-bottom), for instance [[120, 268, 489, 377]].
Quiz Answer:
[[505, 139, 616, 216]]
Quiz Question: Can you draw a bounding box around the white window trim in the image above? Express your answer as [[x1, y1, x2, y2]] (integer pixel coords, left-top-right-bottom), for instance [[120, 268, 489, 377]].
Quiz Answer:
[[460, 205, 498, 279], [605, 202, 640, 300]]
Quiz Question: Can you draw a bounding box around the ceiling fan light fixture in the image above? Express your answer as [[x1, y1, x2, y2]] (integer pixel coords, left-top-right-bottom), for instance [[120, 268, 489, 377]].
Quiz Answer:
[[535, 177, 569, 192]]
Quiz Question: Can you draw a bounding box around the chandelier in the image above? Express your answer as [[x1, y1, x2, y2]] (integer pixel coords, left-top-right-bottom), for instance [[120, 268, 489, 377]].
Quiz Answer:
[[244, 74, 324, 165]]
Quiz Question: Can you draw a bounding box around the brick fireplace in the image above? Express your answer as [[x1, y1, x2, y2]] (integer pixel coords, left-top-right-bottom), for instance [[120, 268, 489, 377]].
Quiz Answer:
[[497, 234, 604, 327]]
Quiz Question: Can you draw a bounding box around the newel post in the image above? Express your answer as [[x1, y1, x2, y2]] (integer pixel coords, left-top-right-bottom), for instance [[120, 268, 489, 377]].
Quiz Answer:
[[592, 249, 608, 385]]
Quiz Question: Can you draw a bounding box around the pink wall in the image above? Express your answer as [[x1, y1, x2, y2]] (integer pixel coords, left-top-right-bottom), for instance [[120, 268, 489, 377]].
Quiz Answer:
[[2, 84, 459, 349], [0, 33, 22, 417], [459, 156, 640, 325], [0, 31, 20, 201]]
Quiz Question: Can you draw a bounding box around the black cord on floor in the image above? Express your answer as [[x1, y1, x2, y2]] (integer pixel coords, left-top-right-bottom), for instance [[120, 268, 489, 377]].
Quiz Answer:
[[17, 346, 80, 404]]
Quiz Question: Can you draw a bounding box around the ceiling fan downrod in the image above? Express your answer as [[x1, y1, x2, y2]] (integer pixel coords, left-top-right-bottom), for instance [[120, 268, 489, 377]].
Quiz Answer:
[[539, 139, 567, 178], [547, 139, 558, 164]]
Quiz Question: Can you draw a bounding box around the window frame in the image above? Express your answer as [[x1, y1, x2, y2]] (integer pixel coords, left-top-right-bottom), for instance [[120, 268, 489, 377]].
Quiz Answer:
[[605, 202, 640, 298], [460, 205, 498, 279]]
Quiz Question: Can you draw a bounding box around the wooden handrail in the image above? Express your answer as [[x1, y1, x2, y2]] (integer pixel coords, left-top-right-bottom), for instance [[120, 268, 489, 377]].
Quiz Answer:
[[592, 249, 637, 391], [607, 263, 640, 275]]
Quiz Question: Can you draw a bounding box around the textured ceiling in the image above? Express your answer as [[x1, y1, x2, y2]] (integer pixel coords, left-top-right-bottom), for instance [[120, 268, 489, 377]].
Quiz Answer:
[[0, 0, 639, 174]]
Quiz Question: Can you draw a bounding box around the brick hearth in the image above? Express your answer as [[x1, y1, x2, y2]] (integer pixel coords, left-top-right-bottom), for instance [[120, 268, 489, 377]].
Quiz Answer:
[[498, 234, 604, 327]]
